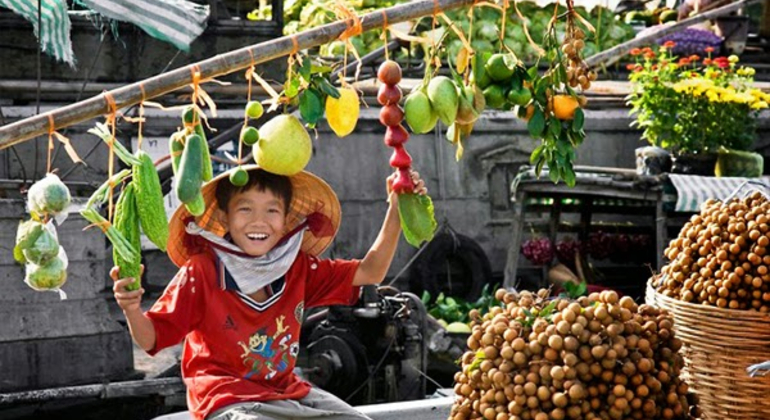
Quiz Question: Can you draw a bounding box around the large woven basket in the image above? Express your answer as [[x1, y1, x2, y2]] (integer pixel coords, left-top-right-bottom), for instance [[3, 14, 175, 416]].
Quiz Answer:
[[646, 280, 770, 419]]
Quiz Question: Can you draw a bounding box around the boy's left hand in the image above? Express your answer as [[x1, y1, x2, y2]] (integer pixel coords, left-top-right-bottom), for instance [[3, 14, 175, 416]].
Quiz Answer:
[[386, 170, 428, 201]]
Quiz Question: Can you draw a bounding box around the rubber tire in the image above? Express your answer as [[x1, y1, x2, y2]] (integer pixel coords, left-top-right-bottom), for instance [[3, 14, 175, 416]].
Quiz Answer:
[[409, 233, 493, 302]]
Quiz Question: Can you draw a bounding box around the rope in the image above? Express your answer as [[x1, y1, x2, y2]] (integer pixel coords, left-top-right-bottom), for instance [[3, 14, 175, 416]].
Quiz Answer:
[[381, 10, 390, 61], [138, 83, 146, 150], [103, 91, 118, 223], [46, 115, 55, 174]]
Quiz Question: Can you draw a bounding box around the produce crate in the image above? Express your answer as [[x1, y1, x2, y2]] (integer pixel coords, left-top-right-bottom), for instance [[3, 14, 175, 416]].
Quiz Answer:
[[647, 280, 770, 420]]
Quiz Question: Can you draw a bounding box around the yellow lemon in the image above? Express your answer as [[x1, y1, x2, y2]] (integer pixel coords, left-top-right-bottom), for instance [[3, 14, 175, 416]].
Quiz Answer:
[[325, 87, 360, 137]]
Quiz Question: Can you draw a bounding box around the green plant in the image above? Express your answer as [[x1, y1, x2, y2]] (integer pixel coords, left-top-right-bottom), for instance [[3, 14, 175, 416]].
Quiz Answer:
[[627, 43, 769, 155], [421, 284, 501, 324]]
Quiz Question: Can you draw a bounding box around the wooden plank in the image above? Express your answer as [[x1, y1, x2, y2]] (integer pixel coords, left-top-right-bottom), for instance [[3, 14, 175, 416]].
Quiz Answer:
[[0, 299, 124, 342], [0, 378, 184, 404], [0, 331, 134, 392], [0, 259, 106, 302]]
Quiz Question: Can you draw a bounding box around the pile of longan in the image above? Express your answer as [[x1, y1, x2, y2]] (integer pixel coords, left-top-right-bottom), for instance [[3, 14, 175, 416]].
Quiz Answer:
[[656, 191, 770, 311], [449, 289, 700, 420]]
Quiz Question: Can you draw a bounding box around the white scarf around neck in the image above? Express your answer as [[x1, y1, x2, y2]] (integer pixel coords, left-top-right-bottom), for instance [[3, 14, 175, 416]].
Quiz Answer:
[[185, 222, 304, 294]]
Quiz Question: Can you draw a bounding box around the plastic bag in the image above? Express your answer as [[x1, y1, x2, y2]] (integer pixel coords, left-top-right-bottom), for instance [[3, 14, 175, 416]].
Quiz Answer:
[[24, 246, 68, 299]]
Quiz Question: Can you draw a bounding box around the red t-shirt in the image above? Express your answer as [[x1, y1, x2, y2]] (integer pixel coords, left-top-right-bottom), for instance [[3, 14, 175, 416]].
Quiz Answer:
[[145, 250, 361, 420]]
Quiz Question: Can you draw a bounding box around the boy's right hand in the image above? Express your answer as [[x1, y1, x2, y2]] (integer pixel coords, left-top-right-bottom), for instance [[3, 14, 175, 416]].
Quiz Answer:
[[110, 266, 145, 313]]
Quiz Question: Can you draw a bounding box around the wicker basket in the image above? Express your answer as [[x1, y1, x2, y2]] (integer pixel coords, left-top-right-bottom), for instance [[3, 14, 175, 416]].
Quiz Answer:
[[646, 280, 770, 419]]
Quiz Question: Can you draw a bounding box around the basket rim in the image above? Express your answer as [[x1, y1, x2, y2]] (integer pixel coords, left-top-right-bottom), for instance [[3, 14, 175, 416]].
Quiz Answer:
[[646, 278, 770, 321]]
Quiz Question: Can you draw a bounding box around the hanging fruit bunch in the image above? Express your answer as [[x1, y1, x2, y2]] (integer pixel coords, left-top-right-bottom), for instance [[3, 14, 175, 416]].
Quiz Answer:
[[14, 173, 72, 296], [451, 289, 702, 420], [403, 23, 485, 160], [378, 59, 437, 247], [88, 122, 169, 290], [519, 0, 597, 187]]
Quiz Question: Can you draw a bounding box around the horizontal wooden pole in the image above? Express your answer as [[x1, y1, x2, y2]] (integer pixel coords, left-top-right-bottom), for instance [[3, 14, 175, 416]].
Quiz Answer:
[[585, 0, 760, 68], [0, 0, 473, 149]]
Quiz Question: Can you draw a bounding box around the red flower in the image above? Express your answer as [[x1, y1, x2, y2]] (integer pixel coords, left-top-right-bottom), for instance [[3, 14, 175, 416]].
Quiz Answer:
[[645, 51, 656, 60], [714, 57, 729, 69], [663, 41, 676, 48], [678, 58, 691, 66], [634, 64, 643, 72], [651, 64, 658, 71], [642, 47, 653, 54], [630, 48, 642, 56], [703, 58, 712, 65], [689, 55, 700, 61], [626, 63, 636, 70], [704, 46, 715, 53]]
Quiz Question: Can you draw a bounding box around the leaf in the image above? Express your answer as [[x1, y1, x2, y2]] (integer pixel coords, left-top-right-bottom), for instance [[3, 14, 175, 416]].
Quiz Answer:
[[315, 76, 340, 99], [398, 193, 438, 248], [549, 117, 562, 138], [530, 144, 545, 164], [285, 77, 301, 99], [564, 281, 588, 298], [527, 66, 538, 81], [310, 64, 333, 74], [540, 300, 558, 318], [573, 108, 585, 132], [299, 88, 324, 125], [299, 58, 312, 81], [421, 290, 431, 305], [548, 165, 560, 183], [528, 108, 546, 138], [456, 46, 470, 74], [564, 165, 576, 187]]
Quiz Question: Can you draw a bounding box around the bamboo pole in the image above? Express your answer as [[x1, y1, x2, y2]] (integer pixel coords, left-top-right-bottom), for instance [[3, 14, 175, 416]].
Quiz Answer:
[[0, 0, 473, 149], [585, 0, 761, 68]]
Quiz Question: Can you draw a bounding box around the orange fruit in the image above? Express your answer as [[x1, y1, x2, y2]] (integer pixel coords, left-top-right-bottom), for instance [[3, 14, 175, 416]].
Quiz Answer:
[[552, 95, 580, 120]]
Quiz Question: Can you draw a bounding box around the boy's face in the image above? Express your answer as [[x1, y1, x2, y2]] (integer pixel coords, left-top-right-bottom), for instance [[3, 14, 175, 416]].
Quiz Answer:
[[219, 188, 288, 257]]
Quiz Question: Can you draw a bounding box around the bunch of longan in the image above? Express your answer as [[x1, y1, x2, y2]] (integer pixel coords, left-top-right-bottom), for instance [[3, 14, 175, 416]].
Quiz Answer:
[[657, 191, 770, 311], [450, 289, 700, 420]]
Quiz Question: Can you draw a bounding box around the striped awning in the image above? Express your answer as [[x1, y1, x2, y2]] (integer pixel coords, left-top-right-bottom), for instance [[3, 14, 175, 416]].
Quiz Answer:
[[76, 0, 209, 52], [668, 174, 770, 212], [0, 0, 75, 66]]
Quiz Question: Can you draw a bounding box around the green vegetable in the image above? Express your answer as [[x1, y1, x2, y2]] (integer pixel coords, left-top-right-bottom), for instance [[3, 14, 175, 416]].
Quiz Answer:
[[113, 182, 142, 291], [176, 133, 204, 205], [398, 193, 438, 248], [134, 151, 169, 251]]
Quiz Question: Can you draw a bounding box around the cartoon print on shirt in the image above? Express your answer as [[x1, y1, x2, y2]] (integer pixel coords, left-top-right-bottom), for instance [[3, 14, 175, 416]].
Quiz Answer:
[[238, 316, 297, 380], [273, 315, 289, 338], [237, 328, 275, 360]]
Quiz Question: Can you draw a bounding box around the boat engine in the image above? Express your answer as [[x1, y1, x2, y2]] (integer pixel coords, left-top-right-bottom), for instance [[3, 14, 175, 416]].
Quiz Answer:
[[299, 285, 428, 405]]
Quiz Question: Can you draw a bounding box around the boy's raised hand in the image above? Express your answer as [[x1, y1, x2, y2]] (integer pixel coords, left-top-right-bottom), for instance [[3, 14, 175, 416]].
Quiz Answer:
[[110, 265, 145, 313], [386, 170, 428, 199]]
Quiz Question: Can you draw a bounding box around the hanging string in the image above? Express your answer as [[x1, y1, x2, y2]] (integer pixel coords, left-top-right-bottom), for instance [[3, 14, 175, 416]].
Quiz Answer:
[[103, 91, 118, 223], [138, 83, 146, 150], [334, 1, 363, 84], [241, 49, 257, 166], [46, 115, 55, 174], [42, 114, 81, 171], [381, 10, 390, 62]]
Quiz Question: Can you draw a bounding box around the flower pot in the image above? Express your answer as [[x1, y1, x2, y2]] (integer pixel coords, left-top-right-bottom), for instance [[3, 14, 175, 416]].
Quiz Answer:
[[715, 149, 764, 178], [671, 152, 719, 176], [635, 146, 672, 175], [715, 15, 750, 55]]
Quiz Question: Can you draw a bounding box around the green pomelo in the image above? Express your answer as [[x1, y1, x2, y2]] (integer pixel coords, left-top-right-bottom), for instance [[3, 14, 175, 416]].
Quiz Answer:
[[427, 76, 459, 127], [22, 227, 59, 265], [28, 173, 71, 216], [25, 253, 67, 291], [255, 114, 312, 176], [404, 90, 438, 134]]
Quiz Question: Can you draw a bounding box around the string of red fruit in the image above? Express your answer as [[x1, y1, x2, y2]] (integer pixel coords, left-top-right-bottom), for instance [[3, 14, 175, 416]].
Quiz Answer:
[[377, 60, 413, 194]]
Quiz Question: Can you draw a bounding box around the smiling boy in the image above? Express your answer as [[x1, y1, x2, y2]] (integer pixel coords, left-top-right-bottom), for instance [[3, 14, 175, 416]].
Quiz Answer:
[[111, 165, 426, 420]]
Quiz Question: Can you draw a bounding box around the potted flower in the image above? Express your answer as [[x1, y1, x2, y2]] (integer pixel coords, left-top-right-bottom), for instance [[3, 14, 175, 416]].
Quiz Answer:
[[626, 41, 769, 176]]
